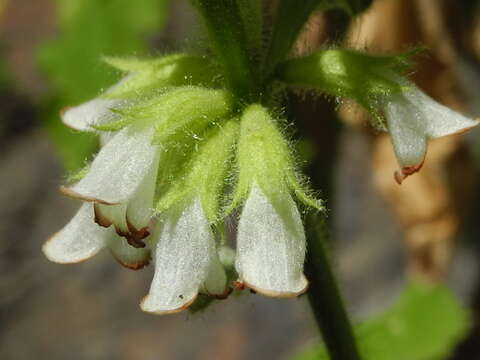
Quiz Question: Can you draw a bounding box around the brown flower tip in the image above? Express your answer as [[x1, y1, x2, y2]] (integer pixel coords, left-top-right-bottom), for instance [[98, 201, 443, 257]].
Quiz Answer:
[[115, 228, 148, 248], [60, 106, 72, 117], [232, 280, 246, 290], [213, 287, 233, 300], [123, 220, 150, 248], [93, 204, 150, 248], [94, 203, 113, 228], [112, 253, 151, 270], [394, 161, 424, 185], [140, 294, 198, 315], [202, 287, 233, 300], [59, 186, 117, 205], [42, 233, 102, 264], [240, 280, 309, 299]]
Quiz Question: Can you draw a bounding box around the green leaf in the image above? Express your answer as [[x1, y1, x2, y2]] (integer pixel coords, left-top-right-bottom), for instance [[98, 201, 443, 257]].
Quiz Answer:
[[294, 282, 470, 360], [36, 0, 168, 172]]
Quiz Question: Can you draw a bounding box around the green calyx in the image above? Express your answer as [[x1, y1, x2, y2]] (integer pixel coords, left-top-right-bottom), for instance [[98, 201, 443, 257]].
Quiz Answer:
[[276, 48, 413, 120], [155, 119, 240, 223], [228, 104, 322, 213], [151, 87, 233, 144], [101, 53, 220, 100], [92, 86, 233, 143]]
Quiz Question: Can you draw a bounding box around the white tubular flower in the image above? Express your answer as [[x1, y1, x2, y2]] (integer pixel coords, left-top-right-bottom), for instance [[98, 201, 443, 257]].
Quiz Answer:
[[62, 126, 160, 247], [383, 81, 479, 184], [141, 199, 227, 314], [201, 251, 229, 298], [235, 184, 308, 298], [43, 203, 150, 269]]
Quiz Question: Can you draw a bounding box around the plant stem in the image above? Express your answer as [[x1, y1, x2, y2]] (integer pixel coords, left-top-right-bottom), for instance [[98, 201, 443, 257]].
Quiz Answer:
[[263, 0, 322, 79], [305, 213, 362, 360], [190, 0, 258, 102]]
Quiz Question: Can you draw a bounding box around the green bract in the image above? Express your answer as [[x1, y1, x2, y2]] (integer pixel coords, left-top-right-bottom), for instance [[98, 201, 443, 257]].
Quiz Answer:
[[229, 104, 322, 213], [102, 53, 220, 99], [93, 86, 233, 140], [277, 48, 413, 121], [155, 119, 239, 222]]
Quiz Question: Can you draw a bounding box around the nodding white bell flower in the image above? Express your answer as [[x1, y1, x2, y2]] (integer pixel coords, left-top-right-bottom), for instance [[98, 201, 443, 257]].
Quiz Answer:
[[383, 81, 479, 184], [61, 126, 160, 247], [235, 184, 308, 298], [43, 203, 150, 269], [141, 199, 228, 315]]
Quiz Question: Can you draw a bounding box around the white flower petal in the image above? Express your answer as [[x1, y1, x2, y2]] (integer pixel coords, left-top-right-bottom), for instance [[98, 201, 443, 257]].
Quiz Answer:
[[402, 85, 478, 138], [94, 203, 128, 233], [141, 199, 215, 314], [65, 127, 159, 204], [126, 149, 160, 230], [384, 94, 427, 172], [61, 76, 132, 132], [201, 250, 228, 297], [99, 132, 116, 147], [107, 235, 150, 270], [43, 203, 111, 263], [92, 149, 159, 246], [235, 185, 308, 297], [61, 98, 122, 132], [384, 82, 479, 184]]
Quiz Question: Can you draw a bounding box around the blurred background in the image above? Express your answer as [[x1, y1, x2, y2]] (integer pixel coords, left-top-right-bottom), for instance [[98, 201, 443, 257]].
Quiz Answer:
[[1, 0, 480, 359]]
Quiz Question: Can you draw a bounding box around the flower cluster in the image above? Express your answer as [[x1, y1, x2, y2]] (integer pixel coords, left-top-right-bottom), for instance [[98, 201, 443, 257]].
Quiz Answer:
[[44, 54, 320, 314], [44, 48, 478, 315]]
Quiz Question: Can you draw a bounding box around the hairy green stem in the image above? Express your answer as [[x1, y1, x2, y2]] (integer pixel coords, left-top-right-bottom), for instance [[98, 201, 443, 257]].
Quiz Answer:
[[305, 213, 362, 360], [190, 0, 258, 101], [263, 0, 322, 79]]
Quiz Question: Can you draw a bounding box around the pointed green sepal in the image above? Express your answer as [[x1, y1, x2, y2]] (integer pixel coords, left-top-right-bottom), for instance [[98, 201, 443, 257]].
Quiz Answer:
[[96, 86, 233, 141], [155, 119, 240, 223], [227, 104, 322, 215], [150, 87, 233, 144], [287, 173, 323, 211], [102, 53, 219, 99], [277, 48, 415, 122], [90, 116, 135, 132], [103, 53, 187, 72]]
